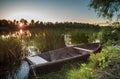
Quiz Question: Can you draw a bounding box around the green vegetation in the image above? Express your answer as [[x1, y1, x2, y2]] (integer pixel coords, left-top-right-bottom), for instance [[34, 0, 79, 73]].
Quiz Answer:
[[0, 35, 23, 67], [98, 27, 120, 45], [28, 28, 66, 52], [70, 29, 98, 44]]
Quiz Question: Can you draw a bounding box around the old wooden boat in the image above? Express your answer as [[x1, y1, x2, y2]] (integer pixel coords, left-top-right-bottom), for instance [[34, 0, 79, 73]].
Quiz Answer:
[[26, 43, 101, 74]]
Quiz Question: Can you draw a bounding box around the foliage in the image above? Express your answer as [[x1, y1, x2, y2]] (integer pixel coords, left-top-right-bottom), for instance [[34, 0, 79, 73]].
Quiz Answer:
[[97, 48, 120, 79], [33, 29, 66, 52], [70, 29, 98, 45], [89, 47, 113, 69], [67, 64, 97, 79], [98, 27, 120, 45], [37, 65, 69, 79], [71, 30, 89, 44], [89, 0, 120, 20], [0, 35, 23, 67]]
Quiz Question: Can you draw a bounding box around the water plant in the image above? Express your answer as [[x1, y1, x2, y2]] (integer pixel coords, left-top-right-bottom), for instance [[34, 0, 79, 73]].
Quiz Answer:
[[0, 35, 23, 67], [33, 29, 66, 52]]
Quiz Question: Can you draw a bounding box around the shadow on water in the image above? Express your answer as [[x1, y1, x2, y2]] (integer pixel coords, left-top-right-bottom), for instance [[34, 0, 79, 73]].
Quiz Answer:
[[0, 61, 30, 79]]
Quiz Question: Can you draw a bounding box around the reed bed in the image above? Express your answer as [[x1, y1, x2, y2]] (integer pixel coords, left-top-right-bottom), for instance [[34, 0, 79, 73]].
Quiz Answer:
[[0, 36, 23, 67]]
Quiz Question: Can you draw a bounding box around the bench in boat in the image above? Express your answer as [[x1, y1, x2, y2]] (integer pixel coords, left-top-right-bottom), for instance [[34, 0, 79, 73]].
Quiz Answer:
[[73, 47, 93, 52], [27, 56, 48, 65]]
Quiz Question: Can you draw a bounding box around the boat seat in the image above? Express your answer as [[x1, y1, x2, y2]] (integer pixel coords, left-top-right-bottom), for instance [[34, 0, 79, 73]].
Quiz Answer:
[[27, 56, 48, 65], [73, 47, 93, 52]]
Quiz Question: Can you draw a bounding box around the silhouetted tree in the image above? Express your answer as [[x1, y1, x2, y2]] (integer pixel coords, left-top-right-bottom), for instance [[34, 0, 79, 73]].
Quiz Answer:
[[112, 22, 120, 27], [20, 18, 28, 25], [0, 19, 9, 26], [30, 19, 34, 26], [39, 21, 44, 27], [35, 21, 39, 26]]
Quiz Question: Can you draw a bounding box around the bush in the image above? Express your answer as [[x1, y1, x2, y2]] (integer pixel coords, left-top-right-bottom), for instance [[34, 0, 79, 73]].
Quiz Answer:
[[99, 27, 120, 45], [67, 64, 97, 79], [99, 48, 120, 79]]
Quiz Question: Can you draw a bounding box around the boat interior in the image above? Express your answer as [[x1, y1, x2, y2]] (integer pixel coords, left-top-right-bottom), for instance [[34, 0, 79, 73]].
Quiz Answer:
[[27, 43, 100, 65]]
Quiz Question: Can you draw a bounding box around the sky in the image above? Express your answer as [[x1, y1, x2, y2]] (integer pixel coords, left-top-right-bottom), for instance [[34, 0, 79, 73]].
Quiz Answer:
[[0, 0, 107, 23]]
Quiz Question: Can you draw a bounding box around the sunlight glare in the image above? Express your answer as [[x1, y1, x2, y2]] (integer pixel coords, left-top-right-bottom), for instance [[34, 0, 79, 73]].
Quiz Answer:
[[20, 29, 23, 34], [19, 23, 24, 27]]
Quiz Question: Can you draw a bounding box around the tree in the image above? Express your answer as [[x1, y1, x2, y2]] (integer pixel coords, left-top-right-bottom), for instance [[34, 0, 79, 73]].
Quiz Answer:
[[20, 18, 28, 25], [89, 0, 120, 20], [30, 19, 35, 26], [112, 22, 120, 27], [0, 19, 9, 26]]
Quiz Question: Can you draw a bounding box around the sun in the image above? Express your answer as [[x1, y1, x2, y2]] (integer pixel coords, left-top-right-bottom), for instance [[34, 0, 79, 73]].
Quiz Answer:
[[20, 29, 23, 34], [19, 23, 24, 27]]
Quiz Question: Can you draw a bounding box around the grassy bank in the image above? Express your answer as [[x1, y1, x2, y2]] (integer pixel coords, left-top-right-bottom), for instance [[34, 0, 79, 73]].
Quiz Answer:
[[37, 46, 120, 79]]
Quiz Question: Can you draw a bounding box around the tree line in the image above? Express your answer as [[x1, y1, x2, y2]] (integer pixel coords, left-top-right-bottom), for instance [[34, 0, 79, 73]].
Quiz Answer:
[[0, 18, 101, 31]]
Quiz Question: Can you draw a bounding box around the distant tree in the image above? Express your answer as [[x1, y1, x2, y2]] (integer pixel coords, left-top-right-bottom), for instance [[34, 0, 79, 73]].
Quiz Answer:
[[13, 19, 16, 24], [112, 22, 120, 27], [35, 21, 39, 26], [39, 21, 44, 27], [20, 18, 28, 25], [30, 19, 34, 26], [89, 0, 120, 20], [0, 19, 9, 26]]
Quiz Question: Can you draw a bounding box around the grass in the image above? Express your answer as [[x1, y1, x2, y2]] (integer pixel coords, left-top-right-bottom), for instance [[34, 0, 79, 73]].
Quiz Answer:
[[0, 35, 23, 67], [33, 29, 66, 52], [36, 46, 120, 79]]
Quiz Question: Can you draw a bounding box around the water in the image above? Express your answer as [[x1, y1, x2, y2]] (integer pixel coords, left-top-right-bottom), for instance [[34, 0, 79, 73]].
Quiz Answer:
[[0, 28, 100, 79], [0, 61, 30, 79]]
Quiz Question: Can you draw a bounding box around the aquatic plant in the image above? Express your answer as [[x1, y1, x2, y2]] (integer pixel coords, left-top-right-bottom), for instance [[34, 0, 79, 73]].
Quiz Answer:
[[0, 36, 23, 67]]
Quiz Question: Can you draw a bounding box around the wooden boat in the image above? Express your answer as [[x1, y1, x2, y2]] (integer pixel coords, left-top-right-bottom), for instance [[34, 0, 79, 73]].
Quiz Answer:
[[26, 43, 101, 74]]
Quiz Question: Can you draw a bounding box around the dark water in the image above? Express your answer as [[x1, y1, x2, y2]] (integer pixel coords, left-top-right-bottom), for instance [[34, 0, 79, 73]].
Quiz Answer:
[[0, 61, 29, 79], [0, 28, 100, 79]]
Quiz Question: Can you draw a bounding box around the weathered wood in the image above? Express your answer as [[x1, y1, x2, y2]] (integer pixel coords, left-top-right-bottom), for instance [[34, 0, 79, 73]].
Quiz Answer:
[[73, 47, 93, 52], [26, 43, 101, 74], [27, 56, 48, 65]]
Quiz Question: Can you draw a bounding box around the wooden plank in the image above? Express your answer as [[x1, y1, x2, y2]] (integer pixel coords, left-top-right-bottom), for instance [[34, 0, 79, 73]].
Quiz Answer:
[[27, 56, 48, 65], [73, 47, 93, 52]]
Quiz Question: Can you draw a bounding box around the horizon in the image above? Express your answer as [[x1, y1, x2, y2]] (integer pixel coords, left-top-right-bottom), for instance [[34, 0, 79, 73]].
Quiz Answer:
[[0, 0, 109, 24]]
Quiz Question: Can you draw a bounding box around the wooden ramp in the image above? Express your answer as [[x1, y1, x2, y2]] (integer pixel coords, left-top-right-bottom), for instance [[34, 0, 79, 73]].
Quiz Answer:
[[27, 56, 48, 65]]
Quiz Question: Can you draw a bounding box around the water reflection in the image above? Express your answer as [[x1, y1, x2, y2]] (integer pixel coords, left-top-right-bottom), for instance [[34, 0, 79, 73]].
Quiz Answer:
[[0, 61, 29, 79]]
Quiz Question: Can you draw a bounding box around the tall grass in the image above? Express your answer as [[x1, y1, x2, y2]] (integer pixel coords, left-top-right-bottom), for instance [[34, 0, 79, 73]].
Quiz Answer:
[[0, 36, 23, 67], [33, 29, 66, 52]]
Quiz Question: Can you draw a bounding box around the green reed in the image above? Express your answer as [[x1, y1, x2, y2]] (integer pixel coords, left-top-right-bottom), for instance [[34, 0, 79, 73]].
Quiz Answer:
[[0, 36, 23, 67]]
